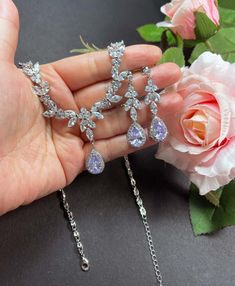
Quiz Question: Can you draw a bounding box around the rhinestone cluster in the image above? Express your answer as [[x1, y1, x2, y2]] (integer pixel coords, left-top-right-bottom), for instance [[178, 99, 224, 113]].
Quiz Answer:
[[20, 41, 168, 175]]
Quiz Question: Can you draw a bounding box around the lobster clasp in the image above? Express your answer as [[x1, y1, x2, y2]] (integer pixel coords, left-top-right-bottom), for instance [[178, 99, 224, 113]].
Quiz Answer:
[[81, 257, 90, 272]]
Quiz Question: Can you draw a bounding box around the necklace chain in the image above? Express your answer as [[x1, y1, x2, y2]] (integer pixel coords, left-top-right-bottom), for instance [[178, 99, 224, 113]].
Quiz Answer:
[[58, 155, 164, 285], [59, 188, 90, 272], [20, 40, 164, 283], [124, 156, 163, 286]]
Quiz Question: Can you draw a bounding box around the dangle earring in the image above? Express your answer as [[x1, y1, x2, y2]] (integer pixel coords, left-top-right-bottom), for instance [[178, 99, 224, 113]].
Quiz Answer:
[[124, 72, 147, 148], [143, 67, 168, 142]]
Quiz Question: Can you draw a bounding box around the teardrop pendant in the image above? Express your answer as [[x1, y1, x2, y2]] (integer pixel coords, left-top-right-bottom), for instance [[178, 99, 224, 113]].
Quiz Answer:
[[149, 116, 168, 142], [127, 122, 146, 148], [86, 148, 105, 175]]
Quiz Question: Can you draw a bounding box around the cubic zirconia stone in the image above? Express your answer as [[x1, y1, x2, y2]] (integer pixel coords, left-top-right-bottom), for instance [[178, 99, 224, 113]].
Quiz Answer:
[[86, 149, 105, 175], [149, 117, 168, 142], [127, 122, 146, 148]]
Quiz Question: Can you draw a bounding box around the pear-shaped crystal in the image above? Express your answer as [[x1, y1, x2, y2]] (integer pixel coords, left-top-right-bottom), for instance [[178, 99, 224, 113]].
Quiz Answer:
[[86, 149, 105, 175], [149, 117, 168, 142], [127, 122, 146, 148]]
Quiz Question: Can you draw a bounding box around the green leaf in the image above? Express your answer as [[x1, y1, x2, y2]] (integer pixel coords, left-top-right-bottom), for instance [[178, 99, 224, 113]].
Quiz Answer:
[[219, 0, 235, 9], [226, 52, 235, 62], [190, 181, 235, 235], [194, 12, 218, 40], [184, 39, 203, 48], [219, 7, 235, 27], [189, 42, 209, 63], [205, 188, 223, 207], [189, 27, 235, 63], [159, 47, 185, 67], [70, 36, 103, 54], [166, 30, 177, 46], [137, 24, 165, 42]]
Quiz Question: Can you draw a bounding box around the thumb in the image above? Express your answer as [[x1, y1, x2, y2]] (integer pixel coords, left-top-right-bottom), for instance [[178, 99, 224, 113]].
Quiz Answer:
[[0, 0, 19, 63]]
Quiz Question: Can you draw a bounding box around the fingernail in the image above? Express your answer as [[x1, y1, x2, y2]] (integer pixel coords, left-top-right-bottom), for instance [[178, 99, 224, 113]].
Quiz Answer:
[[0, 0, 12, 17]]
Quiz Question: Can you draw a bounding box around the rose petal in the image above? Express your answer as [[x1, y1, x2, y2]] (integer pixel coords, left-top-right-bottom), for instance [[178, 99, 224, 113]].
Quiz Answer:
[[195, 137, 235, 177], [156, 21, 174, 28], [159, 0, 219, 40]]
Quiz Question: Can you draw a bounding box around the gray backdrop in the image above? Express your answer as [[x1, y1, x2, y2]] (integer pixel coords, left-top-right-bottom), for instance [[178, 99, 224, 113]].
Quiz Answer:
[[0, 1, 234, 286]]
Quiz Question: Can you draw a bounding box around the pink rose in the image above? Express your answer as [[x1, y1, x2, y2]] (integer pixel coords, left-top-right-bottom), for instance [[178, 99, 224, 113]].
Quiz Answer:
[[156, 52, 235, 195], [157, 0, 220, 40]]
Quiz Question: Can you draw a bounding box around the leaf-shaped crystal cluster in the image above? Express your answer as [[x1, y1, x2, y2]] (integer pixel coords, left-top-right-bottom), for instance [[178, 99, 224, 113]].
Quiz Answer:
[[123, 85, 141, 122], [105, 81, 122, 104], [20, 41, 127, 146], [20, 61, 106, 141], [64, 110, 79, 128], [107, 41, 125, 58], [144, 78, 160, 116], [78, 107, 104, 142], [20, 61, 42, 84], [32, 81, 50, 96]]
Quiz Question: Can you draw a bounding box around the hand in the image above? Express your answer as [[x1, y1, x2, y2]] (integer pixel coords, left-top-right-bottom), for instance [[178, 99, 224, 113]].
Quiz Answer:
[[0, 0, 182, 214]]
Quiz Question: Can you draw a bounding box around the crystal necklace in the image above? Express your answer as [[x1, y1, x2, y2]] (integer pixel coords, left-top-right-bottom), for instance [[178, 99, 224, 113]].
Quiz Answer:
[[20, 41, 164, 284], [59, 155, 164, 286]]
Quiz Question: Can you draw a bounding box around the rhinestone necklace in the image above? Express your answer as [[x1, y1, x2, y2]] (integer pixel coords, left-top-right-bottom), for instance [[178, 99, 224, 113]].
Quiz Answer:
[[20, 41, 165, 284], [19, 41, 167, 177]]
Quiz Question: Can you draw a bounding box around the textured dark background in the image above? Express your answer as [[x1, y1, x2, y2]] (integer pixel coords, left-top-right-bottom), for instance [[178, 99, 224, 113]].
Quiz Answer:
[[0, 1, 235, 286]]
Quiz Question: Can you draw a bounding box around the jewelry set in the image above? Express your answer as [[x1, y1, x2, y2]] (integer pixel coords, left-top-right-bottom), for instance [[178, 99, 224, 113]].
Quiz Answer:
[[20, 41, 168, 286]]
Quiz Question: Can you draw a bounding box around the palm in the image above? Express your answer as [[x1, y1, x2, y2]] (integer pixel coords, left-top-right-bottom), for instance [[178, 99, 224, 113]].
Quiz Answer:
[[0, 0, 182, 214], [0, 62, 85, 211]]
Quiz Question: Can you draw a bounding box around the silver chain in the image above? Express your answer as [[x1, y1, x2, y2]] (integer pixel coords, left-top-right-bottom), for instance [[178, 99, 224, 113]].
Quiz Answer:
[[124, 155, 164, 286], [58, 156, 164, 285], [59, 188, 90, 272]]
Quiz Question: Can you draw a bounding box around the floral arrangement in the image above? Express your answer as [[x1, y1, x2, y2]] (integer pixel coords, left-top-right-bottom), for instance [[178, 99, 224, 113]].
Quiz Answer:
[[137, 0, 235, 235]]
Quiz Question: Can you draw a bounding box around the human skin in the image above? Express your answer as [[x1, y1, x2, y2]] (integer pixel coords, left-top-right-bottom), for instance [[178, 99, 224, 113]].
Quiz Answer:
[[0, 0, 182, 215]]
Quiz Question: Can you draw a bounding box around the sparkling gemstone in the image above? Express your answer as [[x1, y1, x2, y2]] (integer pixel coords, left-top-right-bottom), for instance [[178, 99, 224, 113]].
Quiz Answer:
[[127, 122, 146, 148], [150, 101, 158, 115], [86, 149, 105, 175], [92, 111, 104, 120], [86, 128, 94, 141], [130, 107, 137, 121], [118, 71, 129, 81], [68, 117, 78, 128], [43, 110, 55, 118], [108, 94, 122, 103], [149, 117, 168, 142], [108, 41, 125, 58]]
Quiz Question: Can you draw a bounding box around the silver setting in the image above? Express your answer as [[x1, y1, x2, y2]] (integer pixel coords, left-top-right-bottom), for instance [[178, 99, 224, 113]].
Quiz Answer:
[[143, 67, 168, 142]]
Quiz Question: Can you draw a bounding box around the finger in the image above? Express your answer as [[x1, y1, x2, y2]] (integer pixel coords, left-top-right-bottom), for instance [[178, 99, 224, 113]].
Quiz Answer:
[[84, 130, 155, 165], [0, 0, 19, 62], [81, 92, 183, 142], [74, 63, 181, 109], [51, 45, 162, 91]]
